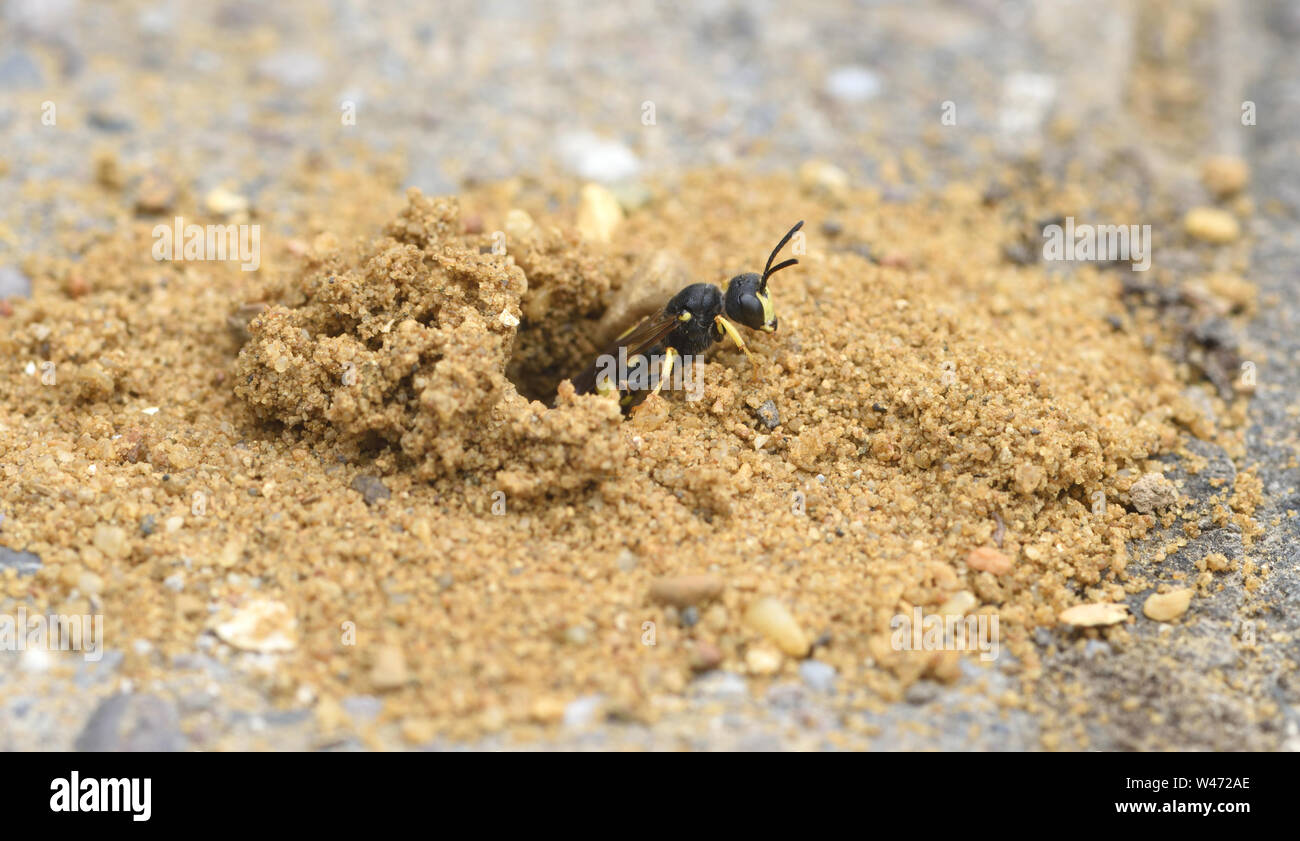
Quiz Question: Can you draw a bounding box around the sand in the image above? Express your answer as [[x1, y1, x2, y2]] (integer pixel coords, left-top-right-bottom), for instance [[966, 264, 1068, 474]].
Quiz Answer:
[[0, 161, 1262, 744]]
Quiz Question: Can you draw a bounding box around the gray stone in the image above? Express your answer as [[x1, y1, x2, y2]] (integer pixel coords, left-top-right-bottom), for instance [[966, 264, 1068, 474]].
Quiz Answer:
[[73, 650, 124, 687], [74, 693, 184, 752], [349, 474, 390, 506], [0, 546, 41, 576], [1083, 640, 1112, 659], [904, 680, 941, 705], [563, 694, 604, 728], [765, 683, 808, 710], [799, 659, 838, 693], [88, 108, 133, 132], [0, 266, 32, 299], [0, 52, 44, 88], [256, 50, 325, 89], [341, 694, 383, 723], [5, 0, 75, 36], [691, 670, 749, 701]]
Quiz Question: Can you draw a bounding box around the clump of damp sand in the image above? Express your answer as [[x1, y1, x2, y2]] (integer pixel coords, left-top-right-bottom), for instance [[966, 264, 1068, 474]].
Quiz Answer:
[[233, 191, 624, 498], [0, 167, 1257, 744]]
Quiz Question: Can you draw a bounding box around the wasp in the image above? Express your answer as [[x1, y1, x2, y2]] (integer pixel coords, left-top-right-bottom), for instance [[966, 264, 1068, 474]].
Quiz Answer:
[[572, 221, 803, 412]]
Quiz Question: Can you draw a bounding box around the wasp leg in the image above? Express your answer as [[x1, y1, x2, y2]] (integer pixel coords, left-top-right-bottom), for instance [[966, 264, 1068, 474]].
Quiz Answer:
[[628, 347, 678, 416], [714, 315, 759, 377], [651, 347, 677, 398]]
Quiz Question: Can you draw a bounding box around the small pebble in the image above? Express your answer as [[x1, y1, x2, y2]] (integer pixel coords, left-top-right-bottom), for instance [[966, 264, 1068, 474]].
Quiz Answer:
[[904, 680, 941, 705], [78, 572, 103, 595], [562, 695, 605, 728], [530, 696, 566, 725], [256, 49, 325, 89], [1143, 588, 1193, 622], [349, 474, 391, 506], [798, 659, 837, 693], [1184, 207, 1240, 244], [1083, 639, 1112, 659], [204, 187, 250, 218], [744, 597, 809, 657], [555, 131, 641, 183], [576, 183, 624, 243], [0, 265, 31, 299], [212, 599, 297, 652], [615, 549, 638, 572], [1058, 602, 1129, 627], [967, 546, 1013, 575], [825, 65, 882, 103], [689, 641, 724, 672], [92, 524, 129, 560], [0, 546, 42, 576], [798, 160, 849, 200], [504, 208, 537, 243], [131, 173, 178, 213], [370, 645, 409, 690], [692, 670, 749, 699], [649, 574, 725, 608], [1200, 156, 1249, 199], [754, 400, 780, 429], [938, 591, 976, 617], [745, 645, 783, 676], [88, 108, 132, 132], [1129, 472, 1177, 514]]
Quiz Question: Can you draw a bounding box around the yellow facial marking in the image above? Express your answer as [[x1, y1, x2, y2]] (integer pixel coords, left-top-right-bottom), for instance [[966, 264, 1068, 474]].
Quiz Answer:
[[757, 291, 776, 331], [678, 311, 691, 321]]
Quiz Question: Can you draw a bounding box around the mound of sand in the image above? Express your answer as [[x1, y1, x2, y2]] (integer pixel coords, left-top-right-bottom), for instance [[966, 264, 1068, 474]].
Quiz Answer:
[[233, 190, 625, 498]]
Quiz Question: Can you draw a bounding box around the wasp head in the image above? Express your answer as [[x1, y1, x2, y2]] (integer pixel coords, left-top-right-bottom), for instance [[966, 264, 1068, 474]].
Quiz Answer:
[[724, 272, 776, 332], [722, 220, 803, 334]]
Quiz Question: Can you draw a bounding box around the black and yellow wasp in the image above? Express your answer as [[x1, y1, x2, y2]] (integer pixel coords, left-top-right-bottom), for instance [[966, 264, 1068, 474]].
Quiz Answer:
[[572, 221, 803, 412]]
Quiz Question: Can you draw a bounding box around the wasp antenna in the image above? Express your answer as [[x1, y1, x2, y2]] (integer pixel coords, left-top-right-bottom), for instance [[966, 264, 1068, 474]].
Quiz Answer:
[[762, 220, 804, 289], [764, 258, 798, 284]]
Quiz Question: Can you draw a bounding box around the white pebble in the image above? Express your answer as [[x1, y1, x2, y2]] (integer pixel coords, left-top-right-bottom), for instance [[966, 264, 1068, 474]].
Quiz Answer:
[[825, 65, 882, 103], [556, 131, 641, 183]]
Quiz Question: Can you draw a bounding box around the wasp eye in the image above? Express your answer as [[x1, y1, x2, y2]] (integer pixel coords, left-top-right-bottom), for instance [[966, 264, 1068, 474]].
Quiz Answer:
[[724, 273, 772, 330], [740, 294, 766, 326]]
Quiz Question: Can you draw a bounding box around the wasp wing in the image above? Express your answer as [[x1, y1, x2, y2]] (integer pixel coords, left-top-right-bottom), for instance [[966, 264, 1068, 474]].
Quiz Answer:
[[571, 308, 681, 396]]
